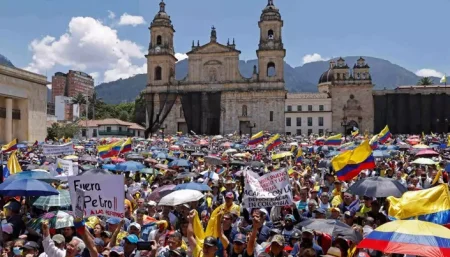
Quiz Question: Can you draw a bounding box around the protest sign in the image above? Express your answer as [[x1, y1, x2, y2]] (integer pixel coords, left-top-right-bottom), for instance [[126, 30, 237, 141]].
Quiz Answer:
[[68, 174, 124, 218], [243, 169, 293, 208], [56, 158, 74, 176], [43, 142, 74, 155], [75, 188, 85, 218]]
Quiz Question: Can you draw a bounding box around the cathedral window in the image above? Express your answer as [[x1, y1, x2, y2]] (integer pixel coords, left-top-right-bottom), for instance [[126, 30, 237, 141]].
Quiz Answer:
[[179, 106, 184, 118], [155, 66, 162, 81], [267, 62, 276, 77], [156, 35, 162, 46], [268, 29, 274, 39], [356, 73, 360, 79], [242, 105, 248, 117], [209, 68, 217, 82], [361, 73, 366, 79], [337, 73, 340, 80]]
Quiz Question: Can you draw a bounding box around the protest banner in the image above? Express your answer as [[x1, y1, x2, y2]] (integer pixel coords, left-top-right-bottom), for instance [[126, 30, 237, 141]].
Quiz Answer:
[[43, 142, 74, 155], [243, 168, 293, 208], [56, 158, 74, 176], [75, 188, 85, 218], [68, 174, 125, 218]]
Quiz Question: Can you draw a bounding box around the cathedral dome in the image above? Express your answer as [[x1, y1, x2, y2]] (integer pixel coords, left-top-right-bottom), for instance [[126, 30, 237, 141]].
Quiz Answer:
[[318, 69, 334, 84]]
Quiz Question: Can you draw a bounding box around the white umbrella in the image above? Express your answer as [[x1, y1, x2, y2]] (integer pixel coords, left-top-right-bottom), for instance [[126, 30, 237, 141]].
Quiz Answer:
[[411, 158, 436, 165], [201, 170, 219, 181], [224, 149, 237, 154], [158, 189, 204, 206]]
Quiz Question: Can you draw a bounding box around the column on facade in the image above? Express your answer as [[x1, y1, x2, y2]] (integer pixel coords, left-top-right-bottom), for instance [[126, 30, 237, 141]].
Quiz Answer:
[[201, 92, 209, 134], [5, 98, 13, 142]]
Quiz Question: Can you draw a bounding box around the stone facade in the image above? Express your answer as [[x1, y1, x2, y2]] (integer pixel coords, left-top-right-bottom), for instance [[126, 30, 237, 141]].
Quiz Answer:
[[317, 57, 374, 134], [143, 1, 286, 136], [0, 65, 49, 143]]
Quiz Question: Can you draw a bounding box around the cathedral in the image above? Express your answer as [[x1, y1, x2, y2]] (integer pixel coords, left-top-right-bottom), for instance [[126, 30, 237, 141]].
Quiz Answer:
[[143, 0, 286, 136]]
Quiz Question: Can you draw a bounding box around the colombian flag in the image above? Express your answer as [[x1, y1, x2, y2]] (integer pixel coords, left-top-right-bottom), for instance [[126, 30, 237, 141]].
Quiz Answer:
[[97, 144, 112, 159], [369, 135, 379, 150], [1, 139, 18, 153], [109, 141, 124, 157], [351, 130, 359, 137], [331, 140, 375, 181], [324, 134, 342, 146], [120, 138, 132, 154], [2, 151, 22, 179], [248, 131, 264, 145], [265, 134, 282, 151], [378, 125, 391, 144], [387, 184, 450, 226], [315, 137, 325, 146], [295, 147, 303, 164]]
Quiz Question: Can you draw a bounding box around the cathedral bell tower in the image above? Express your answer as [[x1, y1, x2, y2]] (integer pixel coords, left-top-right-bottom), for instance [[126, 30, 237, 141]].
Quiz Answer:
[[146, 0, 177, 86], [256, 0, 286, 81]]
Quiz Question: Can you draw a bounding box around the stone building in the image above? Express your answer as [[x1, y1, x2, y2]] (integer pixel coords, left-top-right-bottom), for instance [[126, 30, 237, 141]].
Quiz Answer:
[[0, 65, 48, 143], [317, 57, 374, 135], [143, 0, 286, 136]]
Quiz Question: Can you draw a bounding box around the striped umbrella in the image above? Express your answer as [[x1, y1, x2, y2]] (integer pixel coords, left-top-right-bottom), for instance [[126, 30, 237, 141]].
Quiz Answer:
[[32, 190, 71, 210]]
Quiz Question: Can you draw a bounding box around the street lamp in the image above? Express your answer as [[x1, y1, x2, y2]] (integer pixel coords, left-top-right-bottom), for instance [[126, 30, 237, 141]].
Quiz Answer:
[[341, 116, 348, 142], [160, 124, 168, 141], [247, 123, 256, 136]]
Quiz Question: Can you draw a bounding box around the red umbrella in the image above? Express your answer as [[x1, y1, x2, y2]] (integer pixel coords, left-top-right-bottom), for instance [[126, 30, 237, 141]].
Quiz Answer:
[[415, 149, 439, 157], [147, 184, 176, 202], [199, 139, 208, 145], [221, 142, 232, 148]]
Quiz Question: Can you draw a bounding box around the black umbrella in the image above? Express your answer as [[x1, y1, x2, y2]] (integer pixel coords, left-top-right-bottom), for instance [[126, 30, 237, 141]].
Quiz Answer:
[[79, 168, 112, 176], [346, 177, 407, 198], [126, 154, 145, 161], [248, 161, 264, 168], [191, 152, 205, 157], [229, 160, 246, 166], [298, 219, 362, 243]]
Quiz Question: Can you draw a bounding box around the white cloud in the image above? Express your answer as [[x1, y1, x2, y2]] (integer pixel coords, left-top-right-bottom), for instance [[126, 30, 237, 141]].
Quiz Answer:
[[24, 16, 146, 82], [415, 69, 444, 78], [175, 53, 188, 62], [118, 13, 146, 27], [89, 72, 100, 83], [107, 10, 116, 19], [302, 53, 327, 64]]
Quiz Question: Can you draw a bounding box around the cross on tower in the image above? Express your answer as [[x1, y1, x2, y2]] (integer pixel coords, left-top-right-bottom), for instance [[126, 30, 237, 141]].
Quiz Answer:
[[268, 0, 274, 6]]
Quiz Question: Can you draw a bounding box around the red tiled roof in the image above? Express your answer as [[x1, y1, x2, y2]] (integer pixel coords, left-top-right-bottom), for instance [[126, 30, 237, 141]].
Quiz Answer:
[[77, 119, 145, 130]]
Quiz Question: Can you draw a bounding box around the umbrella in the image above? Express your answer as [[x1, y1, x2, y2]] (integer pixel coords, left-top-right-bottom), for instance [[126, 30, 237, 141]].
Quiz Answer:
[[79, 155, 96, 162], [158, 189, 204, 206], [5, 170, 60, 183], [27, 211, 74, 233], [201, 170, 220, 180], [79, 168, 112, 176], [357, 220, 450, 257], [191, 152, 205, 157], [147, 184, 176, 202], [347, 176, 407, 198], [32, 190, 71, 210], [0, 178, 59, 196], [204, 156, 223, 166], [168, 159, 191, 168], [102, 164, 117, 171], [115, 161, 145, 172], [411, 158, 437, 165], [140, 168, 161, 175], [416, 149, 439, 157], [298, 219, 362, 243], [175, 182, 211, 191], [126, 154, 145, 161], [176, 172, 197, 179], [373, 150, 390, 158], [248, 161, 264, 168]]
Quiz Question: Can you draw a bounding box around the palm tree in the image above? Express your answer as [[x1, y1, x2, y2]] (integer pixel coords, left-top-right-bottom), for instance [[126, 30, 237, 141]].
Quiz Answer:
[[71, 93, 87, 120], [88, 92, 102, 120], [417, 77, 434, 86]]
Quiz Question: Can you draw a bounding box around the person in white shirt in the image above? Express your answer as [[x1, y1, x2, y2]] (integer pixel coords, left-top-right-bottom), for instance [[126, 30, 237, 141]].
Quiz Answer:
[[39, 234, 66, 257]]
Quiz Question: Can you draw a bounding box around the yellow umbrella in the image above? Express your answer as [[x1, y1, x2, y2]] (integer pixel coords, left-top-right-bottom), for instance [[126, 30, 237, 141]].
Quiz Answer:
[[272, 151, 293, 160], [413, 144, 431, 149], [63, 155, 78, 160]]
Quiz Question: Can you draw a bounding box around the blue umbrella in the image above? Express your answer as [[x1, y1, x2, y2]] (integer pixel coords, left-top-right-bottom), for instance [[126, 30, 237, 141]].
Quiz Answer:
[[175, 182, 211, 191], [0, 178, 59, 196], [5, 170, 60, 183], [102, 164, 117, 171], [168, 159, 191, 168], [373, 150, 390, 158], [16, 144, 27, 149], [155, 152, 168, 159], [115, 161, 145, 172]]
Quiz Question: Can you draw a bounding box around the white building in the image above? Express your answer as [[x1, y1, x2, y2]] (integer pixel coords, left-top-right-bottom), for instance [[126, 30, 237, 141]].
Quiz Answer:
[[54, 95, 80, 121], [78, 119, 145, 139], [285, 93, 332, 136]]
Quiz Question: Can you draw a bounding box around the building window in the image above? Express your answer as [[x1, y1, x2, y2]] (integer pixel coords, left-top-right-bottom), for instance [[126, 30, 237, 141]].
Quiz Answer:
[[106, 126, 111, 132], [319, 117, 324, 126], [296, 129, 302, 135], [267, 62, 276, 77], [318, 129, 324, 135], [155, 66, 162, 81], [308, 129, 313, 135], [268, 29, 274, 39], [308, 105, 313, 111], [269, 111, 273, 121], [119, 127, 122, 132], [156, 35, 162, 46], [297, 105, 302, 111], [319, 105, 324, 111], [296, 117, 301, 126], [307, 117, 312, 126], [93, 129, 97, 137], [286, 132, 291, 136], [286, 117, 291, 127], [82, 129, 86, 137], [287, 105, 292, 112], [180, 106, 184, 118], [242, 105, 248, 116]]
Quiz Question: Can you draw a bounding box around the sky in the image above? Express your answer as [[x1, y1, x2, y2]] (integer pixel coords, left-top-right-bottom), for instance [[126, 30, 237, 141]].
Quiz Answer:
[[1, 0, 449, 84]]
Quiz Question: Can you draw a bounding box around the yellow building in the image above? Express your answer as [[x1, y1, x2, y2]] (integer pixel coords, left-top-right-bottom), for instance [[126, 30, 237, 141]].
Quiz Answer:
[[0, 65, 49, 143]]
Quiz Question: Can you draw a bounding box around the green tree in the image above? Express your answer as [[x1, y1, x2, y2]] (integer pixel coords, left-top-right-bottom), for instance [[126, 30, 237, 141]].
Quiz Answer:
[[47, 123, 81, 139], [72, 92, 87, 105], [417, 77, 434, 86], [119, 111, 129, 121]]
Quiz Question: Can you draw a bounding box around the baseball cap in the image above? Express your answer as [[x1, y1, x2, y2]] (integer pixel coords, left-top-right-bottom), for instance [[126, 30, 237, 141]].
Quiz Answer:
[[259, 208, 268, 216], [270, 234, 285, 246], [52, 234, 65, 244], [301, 227, 314, 235], [344, 211, 353, 218], [322, 246, 342, 257], [204, 236, 218, 247], [169, 248, 187, 257], [330, 207, 341, 213], [124, 234, 139, 244], [146, 200, 157, 207], [291, 231, 301, 239], [94, 238, 105, 247], [23, 241, 39, 250], [313, 208, 326, 214], [110, 246, 124, 254], [233, 233, 246, 244], [106, 217, 121, 225], [321, 192, 329, 197], [284, 214, 296, 222], [1, 223, 13, 235], [225, 192, 234, 199], [142, 181, 148, 186], [129, 222, 141, 231]]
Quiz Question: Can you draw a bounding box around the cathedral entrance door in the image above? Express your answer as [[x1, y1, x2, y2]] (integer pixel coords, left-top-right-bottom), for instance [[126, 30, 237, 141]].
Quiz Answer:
[[177, 122, 188, 135], [239, 121, 251, 136], [346, 120, 359, 136]]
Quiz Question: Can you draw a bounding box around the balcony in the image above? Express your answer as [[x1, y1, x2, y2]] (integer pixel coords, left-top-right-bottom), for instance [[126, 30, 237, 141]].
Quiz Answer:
[[0, 108, 21, 120], [98, 130, 134, 136]]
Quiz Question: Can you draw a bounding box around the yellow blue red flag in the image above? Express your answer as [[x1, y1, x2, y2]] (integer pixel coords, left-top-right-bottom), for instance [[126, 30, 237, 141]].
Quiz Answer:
[[324, 134, 342, 146], [378, 125, 391, 143], [2, 151, 22, 179], [1, 139, 17, 153], [265, 134, 281, 151], [248, 131, 264, 145], [331, 140, 375, 181]]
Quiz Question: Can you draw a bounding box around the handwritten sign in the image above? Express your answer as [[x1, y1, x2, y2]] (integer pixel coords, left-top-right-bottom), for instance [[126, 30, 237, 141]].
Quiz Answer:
[[243, 169, 292, 208], [43, 142, 74, 155], [56, 158, 74, 176], [68, 174, 125, 218], [75, 188, 85, 218]]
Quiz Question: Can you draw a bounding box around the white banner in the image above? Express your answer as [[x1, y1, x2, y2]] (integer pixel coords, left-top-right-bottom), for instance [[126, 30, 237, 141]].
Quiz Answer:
[[43, 142, 74, 155], [56, 158, 74, 176], [68, 174, 125, 218], [243, 169, 293, 209], [75, 188, 85, 218]]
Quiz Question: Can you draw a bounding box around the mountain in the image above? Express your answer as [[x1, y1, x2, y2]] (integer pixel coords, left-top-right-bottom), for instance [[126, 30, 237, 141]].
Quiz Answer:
[[0, 54, 14, 67], [95, 56, 440, 104]]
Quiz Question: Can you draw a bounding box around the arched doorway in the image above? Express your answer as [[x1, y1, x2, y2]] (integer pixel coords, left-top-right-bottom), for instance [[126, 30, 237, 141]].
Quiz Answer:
[[346, 120, 359, 135]]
